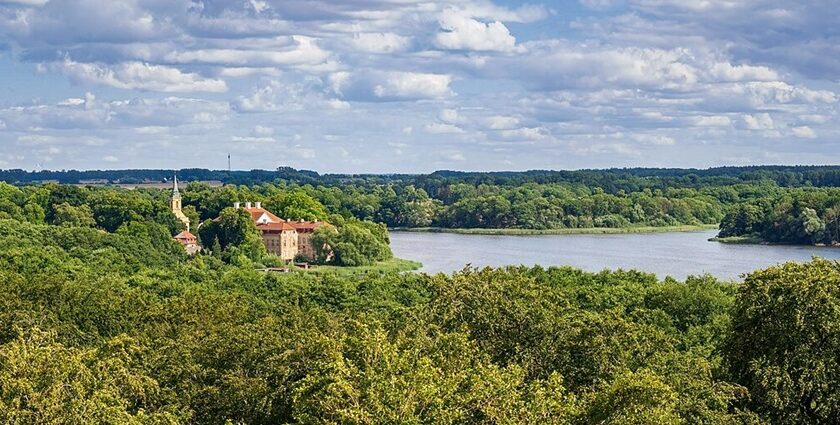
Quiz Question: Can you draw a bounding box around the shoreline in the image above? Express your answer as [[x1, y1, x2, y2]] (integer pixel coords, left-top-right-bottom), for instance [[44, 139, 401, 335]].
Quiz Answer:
[[390, 224, 720, 236], [710, 236, 840, 248], [302, 258, 422, 275]]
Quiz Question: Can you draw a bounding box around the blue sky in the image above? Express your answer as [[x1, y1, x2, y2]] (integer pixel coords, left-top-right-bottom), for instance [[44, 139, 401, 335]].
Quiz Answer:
[[0, 0, 837, 173]]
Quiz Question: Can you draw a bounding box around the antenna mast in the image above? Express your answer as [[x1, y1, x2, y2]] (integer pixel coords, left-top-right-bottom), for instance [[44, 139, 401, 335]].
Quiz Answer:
[[227, 154, 231, 172]]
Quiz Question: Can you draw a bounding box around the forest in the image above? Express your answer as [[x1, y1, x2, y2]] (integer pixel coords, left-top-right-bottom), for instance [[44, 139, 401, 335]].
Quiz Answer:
[[718, 188, 840, 246], [0, 181, 393, 268], [4, 165, 840, 247], [1, 177, 840, 422], [1, 204, 840, 423]]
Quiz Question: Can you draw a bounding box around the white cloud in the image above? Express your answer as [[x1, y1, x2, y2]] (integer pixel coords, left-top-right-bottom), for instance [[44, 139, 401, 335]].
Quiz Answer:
[[743, 113, 775, 130], [350, 32, 410, 53], [375, 72, 453, 100], [51, 58, 228, 93], [164, 37, 331, 68], [435, 9, 516, 52], [102, 155, 119, 163], [331, 71, 454, 101], [0, 0, 838, 171], [501, 127, 549, 140], [633, 134, 676, 146], [252, 125, 274, 137], [0, 96, 229, 131], [791, 126, 816, 138], [424, 123, 465, 134], [693, 116, 732, 127], [440, 109, 466, 124], [233, 80, 346, 112], [710, 62, 779, 82], [487, 115, 520, 130], [500, 42, 700, 90], [0, 0, 50, 5]]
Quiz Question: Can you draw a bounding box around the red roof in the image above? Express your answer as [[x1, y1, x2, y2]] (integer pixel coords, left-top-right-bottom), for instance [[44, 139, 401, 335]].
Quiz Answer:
[[243, 207, 283, 223], [256, 222, 297, 232], [174, 231, 197, 241]]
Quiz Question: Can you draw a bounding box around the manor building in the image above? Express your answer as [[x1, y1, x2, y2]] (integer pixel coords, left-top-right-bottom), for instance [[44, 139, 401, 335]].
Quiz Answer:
[[168, 175, 330, 261], [234, 201, 331, 262]]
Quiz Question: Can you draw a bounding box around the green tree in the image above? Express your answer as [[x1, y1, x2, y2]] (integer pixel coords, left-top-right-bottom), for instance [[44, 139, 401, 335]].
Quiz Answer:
[[727, 259, 840, 424], [51, 202, 96, 227], [312, 220, 392, 266], [199, 208, 265, 262], [265, 190, 328, 221]]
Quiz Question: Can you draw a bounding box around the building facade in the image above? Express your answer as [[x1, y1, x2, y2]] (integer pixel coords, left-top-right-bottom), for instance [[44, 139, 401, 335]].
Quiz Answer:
[[235, 201, 330, 262]]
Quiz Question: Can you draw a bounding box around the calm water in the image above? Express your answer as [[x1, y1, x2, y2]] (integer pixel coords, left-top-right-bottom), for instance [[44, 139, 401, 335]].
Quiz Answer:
[[390, 230, 840, 281]]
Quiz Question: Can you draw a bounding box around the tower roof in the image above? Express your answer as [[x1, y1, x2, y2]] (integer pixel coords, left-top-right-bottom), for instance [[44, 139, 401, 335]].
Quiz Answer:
[[172, 174, 181, 198]]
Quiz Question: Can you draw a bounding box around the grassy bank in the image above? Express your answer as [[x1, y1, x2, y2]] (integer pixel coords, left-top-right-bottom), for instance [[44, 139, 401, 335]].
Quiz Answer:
[[392, 224, 720, 236], [709, 235, 765, 244], [303, 258, 422, 275]]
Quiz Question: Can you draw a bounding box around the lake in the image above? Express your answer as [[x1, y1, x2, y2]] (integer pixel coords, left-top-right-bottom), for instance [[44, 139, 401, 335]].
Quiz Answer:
[[389, 230, 840, 280]]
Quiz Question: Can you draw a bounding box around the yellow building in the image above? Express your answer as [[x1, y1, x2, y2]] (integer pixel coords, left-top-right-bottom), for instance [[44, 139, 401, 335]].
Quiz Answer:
[[235, 201, 330, 262], [170, 175, 190, 231]]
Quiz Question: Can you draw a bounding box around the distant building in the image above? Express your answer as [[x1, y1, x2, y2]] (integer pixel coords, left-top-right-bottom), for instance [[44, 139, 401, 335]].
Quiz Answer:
[[234, 201, 331, 262], [174, 230, 201, 255], [170, 175, 191, 231], [171, 176, 198, 254]]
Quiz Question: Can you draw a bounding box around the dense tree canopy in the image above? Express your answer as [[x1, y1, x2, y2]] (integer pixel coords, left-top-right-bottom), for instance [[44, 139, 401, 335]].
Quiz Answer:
[[0, 195, 836, 422], [718, 188, 840, 245], [0, 172, 838, 422]]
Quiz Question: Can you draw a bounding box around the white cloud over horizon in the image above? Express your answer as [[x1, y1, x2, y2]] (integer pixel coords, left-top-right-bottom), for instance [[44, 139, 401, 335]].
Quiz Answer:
[[0, 0, 838, 172]]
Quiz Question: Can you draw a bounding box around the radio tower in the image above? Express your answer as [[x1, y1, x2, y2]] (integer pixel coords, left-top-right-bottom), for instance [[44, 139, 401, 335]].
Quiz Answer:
[[227, 154, 231, 172]]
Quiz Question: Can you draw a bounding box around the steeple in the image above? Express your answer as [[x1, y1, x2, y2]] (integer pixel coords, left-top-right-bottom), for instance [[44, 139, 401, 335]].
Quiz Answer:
[[170, 174, 190, 231], [172, 174, 181, 199]]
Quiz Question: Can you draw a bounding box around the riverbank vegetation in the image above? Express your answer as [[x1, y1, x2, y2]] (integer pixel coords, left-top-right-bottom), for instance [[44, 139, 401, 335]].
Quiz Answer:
[[396, 224, 719, 236], [717, 188, 840, 246], [5, 166, 840, 236], [1, 214, 839, 423]]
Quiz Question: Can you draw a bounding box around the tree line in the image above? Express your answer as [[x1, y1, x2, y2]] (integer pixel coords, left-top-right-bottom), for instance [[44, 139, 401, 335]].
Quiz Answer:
[[718, 187, 840, 245], [0, 181, 393, 267], [1, 214, 839, 423]]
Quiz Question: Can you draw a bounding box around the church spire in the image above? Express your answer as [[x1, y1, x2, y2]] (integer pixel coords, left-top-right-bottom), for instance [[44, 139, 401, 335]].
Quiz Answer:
[[172, 174, 181, 199], [170, 173, 189, 231]]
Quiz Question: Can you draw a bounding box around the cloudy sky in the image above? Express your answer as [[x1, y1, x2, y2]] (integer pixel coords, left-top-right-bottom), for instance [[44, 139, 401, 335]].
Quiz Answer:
[[0, 0, 837, 172]]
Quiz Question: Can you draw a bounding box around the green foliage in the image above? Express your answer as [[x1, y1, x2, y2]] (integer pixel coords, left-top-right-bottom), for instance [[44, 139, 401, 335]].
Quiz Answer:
[[265, 189, 329, 221], [727, 258, 840, 424], [52, 202, 96, 227], [0, 180, 839, 423], [198, 208, 266, 262], [312, 218, 392, 266], [718, 188, 840, 245]]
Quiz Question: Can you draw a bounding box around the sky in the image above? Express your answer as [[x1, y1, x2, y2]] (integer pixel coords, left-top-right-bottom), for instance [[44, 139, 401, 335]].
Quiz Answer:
[[0, 0, 837, 173]]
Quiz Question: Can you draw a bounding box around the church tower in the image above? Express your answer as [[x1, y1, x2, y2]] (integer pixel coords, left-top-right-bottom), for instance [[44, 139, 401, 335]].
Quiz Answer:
[[171, 175, 191, 231]]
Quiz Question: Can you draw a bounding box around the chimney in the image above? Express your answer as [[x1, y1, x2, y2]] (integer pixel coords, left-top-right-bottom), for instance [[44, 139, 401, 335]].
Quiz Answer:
[[234, 202, 241, 209], [245, 202, 252, 209], [255, 201, 262, 209]]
